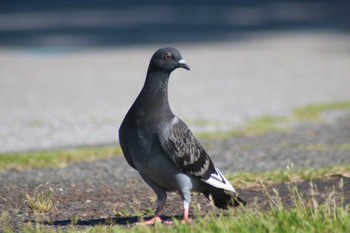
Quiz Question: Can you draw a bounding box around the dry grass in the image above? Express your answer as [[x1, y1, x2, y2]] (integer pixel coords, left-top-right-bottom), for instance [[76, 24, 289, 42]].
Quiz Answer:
[[25, 183, 56, 213]]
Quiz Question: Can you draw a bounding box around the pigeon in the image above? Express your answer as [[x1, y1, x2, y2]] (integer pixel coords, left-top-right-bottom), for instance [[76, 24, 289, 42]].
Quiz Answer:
[[119, 47, 245, 224]]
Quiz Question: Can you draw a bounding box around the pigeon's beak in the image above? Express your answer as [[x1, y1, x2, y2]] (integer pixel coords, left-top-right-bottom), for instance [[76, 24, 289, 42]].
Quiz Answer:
[[178, 59, 190, 71]]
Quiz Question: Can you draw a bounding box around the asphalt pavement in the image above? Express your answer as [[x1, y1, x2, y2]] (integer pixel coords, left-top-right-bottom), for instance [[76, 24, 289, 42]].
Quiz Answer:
[[1, 31, 350, 153]]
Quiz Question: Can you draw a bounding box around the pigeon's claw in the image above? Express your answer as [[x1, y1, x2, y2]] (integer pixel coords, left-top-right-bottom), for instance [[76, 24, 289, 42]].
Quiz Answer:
[[136, 217, 162, 226]]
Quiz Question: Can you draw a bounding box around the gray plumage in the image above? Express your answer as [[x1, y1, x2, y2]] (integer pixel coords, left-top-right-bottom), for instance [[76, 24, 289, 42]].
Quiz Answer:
[[119, 47, 245, 223]]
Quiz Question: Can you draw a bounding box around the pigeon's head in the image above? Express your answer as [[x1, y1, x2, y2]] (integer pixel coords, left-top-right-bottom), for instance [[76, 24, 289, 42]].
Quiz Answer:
[[149, 47, 190, 73]]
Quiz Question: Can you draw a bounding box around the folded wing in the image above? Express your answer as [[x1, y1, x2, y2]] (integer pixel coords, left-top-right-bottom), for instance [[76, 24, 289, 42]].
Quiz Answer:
[[159, 117, 235, 192]]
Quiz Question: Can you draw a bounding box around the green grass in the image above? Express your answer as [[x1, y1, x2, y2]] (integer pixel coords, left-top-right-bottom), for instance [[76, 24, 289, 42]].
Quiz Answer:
[[196, 116, 287, 140], [197, 130, 245, 140], [243, 116, 287, 135], [198, 100, 350, 140], [293, 100, 350, 121], [227, 164, 350, 188], [0, 147, 122, 171]]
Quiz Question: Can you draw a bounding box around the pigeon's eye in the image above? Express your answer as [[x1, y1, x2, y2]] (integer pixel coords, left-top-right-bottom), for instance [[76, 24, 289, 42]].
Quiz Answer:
[[163, 52, 172, 60]]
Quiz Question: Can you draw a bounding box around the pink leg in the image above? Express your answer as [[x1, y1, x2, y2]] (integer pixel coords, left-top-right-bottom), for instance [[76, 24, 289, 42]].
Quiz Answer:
[[181, 200, 192, 224]]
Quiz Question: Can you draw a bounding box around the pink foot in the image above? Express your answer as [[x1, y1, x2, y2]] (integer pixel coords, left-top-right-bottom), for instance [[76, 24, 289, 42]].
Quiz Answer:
[[160, 218, 192, 225], [181, 218, 192, 224], [136, 216, 162, 226]]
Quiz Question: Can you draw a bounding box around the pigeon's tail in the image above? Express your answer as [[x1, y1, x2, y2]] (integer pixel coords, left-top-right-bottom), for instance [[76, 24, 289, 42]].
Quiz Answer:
[[202, 185, 246, 209]]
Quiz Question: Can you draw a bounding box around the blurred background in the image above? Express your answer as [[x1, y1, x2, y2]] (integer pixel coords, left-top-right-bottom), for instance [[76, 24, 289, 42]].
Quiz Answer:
[[0, 0, 350, 153]]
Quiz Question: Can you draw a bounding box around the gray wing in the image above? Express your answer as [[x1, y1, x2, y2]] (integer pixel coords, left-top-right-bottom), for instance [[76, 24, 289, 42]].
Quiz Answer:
[[118, 123, 136, 170], [159, 118, 216, 179]]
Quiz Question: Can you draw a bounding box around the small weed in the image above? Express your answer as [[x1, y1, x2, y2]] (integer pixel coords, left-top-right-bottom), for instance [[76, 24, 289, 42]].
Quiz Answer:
[[0, 212, 13, 233], [114, 208, 131, 217], [70, 215, 80, 225], [26, 183, 55, 213], [142, 207, 154, 216]]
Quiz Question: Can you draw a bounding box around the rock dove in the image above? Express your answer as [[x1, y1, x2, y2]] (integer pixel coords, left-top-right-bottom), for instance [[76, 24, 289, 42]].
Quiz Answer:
[[119, 47, 245, 224]]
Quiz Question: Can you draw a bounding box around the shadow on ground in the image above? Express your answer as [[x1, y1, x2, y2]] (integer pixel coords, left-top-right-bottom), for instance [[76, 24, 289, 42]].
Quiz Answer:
[[0, 0, 349, 47], [44, 216, 140, 226], [38, 215, 183, 227]]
